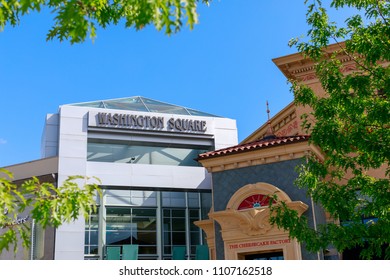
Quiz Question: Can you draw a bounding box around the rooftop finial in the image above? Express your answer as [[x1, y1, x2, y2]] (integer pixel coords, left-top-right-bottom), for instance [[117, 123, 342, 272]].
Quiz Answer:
[[266, 100, 271, 121], [263, 100, 276, 140]]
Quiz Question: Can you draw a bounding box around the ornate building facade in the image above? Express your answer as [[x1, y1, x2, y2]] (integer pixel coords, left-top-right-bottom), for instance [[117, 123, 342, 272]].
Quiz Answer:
[[195, 42, 388, 260]]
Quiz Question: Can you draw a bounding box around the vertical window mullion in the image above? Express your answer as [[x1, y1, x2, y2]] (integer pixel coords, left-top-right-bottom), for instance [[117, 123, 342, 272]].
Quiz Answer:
[[185, 193, 190, 259], [156, 191, 162, 260], [170, 210, 173, 255]]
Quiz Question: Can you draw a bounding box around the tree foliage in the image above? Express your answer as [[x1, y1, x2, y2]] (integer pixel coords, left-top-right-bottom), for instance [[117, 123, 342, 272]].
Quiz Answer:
[[0, 168, 100, 254], [0, 0, 210, 43], [270, 0, 390, 259]]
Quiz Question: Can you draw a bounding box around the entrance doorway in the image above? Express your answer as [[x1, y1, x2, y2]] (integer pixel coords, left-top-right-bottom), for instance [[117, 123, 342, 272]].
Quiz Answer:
[[244, 251, 284, 260]]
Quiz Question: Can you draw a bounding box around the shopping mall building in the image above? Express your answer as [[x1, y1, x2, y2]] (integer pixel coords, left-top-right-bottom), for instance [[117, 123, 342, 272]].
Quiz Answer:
[[2, 43, 386, 260], [1, 96, 238, 260]]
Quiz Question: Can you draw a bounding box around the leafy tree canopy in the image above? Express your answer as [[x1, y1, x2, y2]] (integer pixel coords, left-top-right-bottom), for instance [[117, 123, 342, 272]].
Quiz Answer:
[[0, 169, 100, 254], [270, 0, 390, 259], [0, 0, 210, 43]]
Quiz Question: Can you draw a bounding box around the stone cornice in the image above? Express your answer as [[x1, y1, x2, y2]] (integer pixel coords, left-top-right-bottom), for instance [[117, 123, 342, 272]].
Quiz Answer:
[[272, 42, 360, 84]]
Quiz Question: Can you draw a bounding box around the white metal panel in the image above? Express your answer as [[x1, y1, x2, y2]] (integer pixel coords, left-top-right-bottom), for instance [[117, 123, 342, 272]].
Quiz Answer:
[[41, 114, 59, 158], [86, 162, 212, 190], [55, 106, 89, 260], [54, 219, 85, 260]]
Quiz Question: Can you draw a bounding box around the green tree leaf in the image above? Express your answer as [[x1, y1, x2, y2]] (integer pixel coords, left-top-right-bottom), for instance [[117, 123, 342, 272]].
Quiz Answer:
[[271, 0, 390, 260], [0, 169, 100, 254], [0, 0, 211, 43]]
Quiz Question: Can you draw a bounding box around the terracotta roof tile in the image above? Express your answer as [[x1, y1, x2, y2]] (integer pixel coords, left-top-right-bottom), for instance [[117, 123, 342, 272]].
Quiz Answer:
[[197, 135, 310, 160]]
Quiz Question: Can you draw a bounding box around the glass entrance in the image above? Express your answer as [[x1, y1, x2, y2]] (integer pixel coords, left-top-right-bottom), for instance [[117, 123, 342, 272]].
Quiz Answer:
[[244, 251, 284, 260], [84, 189, 211, 260]]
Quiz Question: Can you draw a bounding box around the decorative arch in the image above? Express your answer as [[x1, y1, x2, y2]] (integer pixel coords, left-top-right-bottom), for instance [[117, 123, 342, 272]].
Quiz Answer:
[[196, 182, 309, 260], [226, 182, 292, 211]]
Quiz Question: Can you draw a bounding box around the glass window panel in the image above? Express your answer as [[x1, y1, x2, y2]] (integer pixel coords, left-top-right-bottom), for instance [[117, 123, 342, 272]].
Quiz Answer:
[[170, 192, 185, 199], [137, 197, 157, 207], [136, 232, 157, 245], [163, 218, 171, 229], [162, 192, 171, 199], [151, 147, 198, 166], [188, 192, 198, 199], [90, 231, 98, 244], [73, 97, 218, 117], [172, 232, 186, 245], [189, 209, 200, 218], [143, 191, 156, 198], [87, 143, 110, 162], [188, 199, 198, 208], [90, 246, 98, 255], [84, 208, 100, 258], [87, 140, 211, 167], [132, 208, 156, 217], [163, 233, 171, 246], [190, 232, 200, 245], [129, 197, 144, 206], [106, 216, 133, 230], [106, 208, 133, 230], [96, 191, 209, 260], [162, 192, 186, 207], [139, 246, 157, 255], [106, 223, 133, 231], [130, 190, 144, 198], [107, 208, 131, 215], [190, 221, 199, 232], [130, 146, 152, 164], [170, 199, 186, 207], [162, 198, 171, 207], [114, 192, 156, 207], [172, 218, 186, 231], [134, 218, 157, 231], [141, 197, 157, 207], [90, 219, 99, 229], [172, 210, 185, 217], [106, 231, 133, 245], [164, 246, 172, 255]]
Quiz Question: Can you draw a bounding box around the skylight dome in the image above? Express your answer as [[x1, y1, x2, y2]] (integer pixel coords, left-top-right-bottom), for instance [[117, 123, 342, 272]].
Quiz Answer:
[[69, 96, 219, 117]]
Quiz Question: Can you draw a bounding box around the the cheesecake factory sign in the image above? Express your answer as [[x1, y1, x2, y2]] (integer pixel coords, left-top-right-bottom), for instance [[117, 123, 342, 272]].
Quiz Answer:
[[93, 112, 208, 133]]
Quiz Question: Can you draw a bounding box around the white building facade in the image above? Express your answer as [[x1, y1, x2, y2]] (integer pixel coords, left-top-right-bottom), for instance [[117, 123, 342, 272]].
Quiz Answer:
[[39, 96, 238, 260]]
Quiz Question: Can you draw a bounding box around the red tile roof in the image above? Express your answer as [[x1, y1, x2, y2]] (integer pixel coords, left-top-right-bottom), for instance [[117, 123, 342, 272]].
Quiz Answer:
[[197, 135, 310, 160]]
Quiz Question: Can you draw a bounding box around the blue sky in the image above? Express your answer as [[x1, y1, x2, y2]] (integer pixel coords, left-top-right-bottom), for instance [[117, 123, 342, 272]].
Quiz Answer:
[[0, 1, 351, 167]]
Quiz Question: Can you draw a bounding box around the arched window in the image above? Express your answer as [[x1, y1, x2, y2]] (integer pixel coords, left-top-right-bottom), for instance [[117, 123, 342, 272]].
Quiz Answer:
[[237, 194, 270, 210]]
